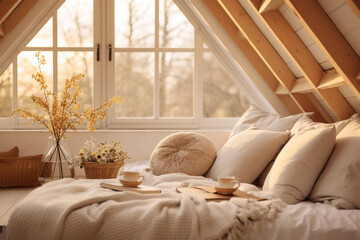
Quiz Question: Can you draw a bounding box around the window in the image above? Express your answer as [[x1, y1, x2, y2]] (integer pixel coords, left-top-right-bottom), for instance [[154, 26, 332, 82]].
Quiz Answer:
[[0, 0, 250, 129]]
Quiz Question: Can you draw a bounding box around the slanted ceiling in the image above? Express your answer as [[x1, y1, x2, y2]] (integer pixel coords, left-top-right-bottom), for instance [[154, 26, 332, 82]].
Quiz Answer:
[[1, 0, 360, 123], [194, 0, 360, 122]]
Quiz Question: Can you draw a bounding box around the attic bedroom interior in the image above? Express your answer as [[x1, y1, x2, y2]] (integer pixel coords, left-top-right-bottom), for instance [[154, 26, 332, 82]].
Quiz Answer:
[[0, 0, 359, 239]]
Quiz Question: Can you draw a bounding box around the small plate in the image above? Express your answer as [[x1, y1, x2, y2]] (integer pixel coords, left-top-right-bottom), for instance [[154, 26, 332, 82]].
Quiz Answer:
[[119, 179, 143, 188], [215, 186, 237, 195]]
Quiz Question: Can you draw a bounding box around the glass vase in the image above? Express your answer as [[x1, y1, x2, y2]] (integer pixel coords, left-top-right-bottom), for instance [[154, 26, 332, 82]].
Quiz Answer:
[[38, 136, 73, 184]]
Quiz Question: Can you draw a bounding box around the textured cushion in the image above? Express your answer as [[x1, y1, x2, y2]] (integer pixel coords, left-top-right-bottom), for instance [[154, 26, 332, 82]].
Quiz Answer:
[[229, 104, 312, 138], [0, 154, 42, 187], [150, 132, 217, 176], [0, 146, 19, 157], [310, 118, 360, 209], [263, 124, 336, 204], [206, 127, 290, 182]]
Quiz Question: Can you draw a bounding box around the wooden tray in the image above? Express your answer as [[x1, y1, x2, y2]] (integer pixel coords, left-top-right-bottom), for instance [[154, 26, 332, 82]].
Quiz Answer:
[[176, 186, 265, 201]]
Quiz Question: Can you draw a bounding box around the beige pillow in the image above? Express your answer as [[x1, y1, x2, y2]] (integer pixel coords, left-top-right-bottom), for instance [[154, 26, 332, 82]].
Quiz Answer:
[[292, 114, 359, 135], [230, 104, 312, 138], [206, 127, 290, 183], [263, 124, 336, 204], [150, 132, 217, 176], [310, 118, 360, 209], [0, 146, 19, 157]]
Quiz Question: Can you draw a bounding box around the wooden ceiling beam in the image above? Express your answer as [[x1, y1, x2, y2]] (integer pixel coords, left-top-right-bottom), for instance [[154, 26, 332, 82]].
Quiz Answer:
[[258, 0, 284, 13], [202, 0, 303, 114], [0, 24, 4, 37], [0, 0, 22, 25], [0, 0, 39, 44], [218, 0, 295, 90], [344, 0, 360, 19], [246, 3, 355, 120], [218, 0, 329, 121], [285, 0, 360, 100]]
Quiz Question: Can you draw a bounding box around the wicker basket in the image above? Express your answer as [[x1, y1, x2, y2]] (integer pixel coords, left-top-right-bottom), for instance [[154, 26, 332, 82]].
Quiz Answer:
[[0, 154, 43, 187], [82, 162, 124, 179]]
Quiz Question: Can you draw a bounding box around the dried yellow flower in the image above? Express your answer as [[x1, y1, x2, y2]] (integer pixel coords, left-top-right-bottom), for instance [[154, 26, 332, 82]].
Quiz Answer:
[[10, 52, 123, 142]]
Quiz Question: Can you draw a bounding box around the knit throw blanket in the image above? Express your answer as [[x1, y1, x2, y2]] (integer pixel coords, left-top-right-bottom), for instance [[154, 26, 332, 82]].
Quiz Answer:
[[6, 171, 285, 240]]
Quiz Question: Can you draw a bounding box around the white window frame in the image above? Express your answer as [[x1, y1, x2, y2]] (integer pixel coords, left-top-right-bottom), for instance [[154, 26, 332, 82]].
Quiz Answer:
[[0, 0, 274, 131]]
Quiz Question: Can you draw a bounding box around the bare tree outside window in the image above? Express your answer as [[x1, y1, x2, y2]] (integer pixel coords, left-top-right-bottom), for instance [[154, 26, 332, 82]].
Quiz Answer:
[[203, 53, 250, 117], [1, 0, 251, 128], [0, 64, 13, 117]]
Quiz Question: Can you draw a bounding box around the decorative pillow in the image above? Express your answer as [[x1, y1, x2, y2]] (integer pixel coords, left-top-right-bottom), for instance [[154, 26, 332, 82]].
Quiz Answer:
[[292, 114, 359, 135], [0, 154, 43, 187], [229, 104, 312, 138], [310, 118, 360, 209], [263, 124, 336, 204], [150, 132, 217, 176], [206, 127, 290, 183], [255, 114, 359, 188], [0, 146, 19, 157]]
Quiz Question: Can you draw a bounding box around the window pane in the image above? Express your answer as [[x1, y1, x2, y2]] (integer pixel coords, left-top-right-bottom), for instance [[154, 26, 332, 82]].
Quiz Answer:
[[57, 0, 93, 47], [0, 64, 13, 117], [17, 51, 53, 113], [160, 52, 193, 117], [58, 51, 94, 108], [115, 0, 154, 48], [27, 18, 53, 47], [203, 53, 250, 118], [115, 52, 154, 117], [159, 0, 193, 48]]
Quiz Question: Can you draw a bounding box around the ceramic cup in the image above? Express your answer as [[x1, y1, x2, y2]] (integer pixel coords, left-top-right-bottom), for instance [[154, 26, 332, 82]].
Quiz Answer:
[[217, 176, 240, 189], [119, 171, 144, 182]]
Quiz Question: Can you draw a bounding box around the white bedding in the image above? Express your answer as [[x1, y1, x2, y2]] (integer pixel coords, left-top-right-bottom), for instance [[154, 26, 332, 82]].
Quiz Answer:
[[248, 201, 360, 240], [6, 167, 285, 240], [127, 162, 360, 240], [7, 162, 360, 240]]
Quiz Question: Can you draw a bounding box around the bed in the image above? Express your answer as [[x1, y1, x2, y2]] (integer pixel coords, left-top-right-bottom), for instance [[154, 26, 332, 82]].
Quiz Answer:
[[5, 105, 360, 240]]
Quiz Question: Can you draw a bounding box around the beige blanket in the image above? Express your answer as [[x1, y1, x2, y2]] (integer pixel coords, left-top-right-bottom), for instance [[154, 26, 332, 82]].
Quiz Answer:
[[6, 171, 285, 240]]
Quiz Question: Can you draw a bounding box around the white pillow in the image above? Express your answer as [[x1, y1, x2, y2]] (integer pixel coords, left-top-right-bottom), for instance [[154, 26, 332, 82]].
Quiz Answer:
[[292, 114, 359, 135], [229, 104, 312, 138], [310, 118, 360, 209], [263, 124, 336, 204], [206, 127, 290, 183]]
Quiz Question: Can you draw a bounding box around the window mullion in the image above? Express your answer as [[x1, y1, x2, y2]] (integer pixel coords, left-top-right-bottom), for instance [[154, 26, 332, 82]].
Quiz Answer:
[[154, 0, 160, 119], [194, 31, 202, 128], [53, 11, 58, 94], [105, 0, 116, 127]]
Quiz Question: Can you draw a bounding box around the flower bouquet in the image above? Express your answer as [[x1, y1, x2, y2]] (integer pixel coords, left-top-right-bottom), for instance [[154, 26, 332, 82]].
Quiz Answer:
[[10, 52, 123, 182], [71, 137, 130, 179]]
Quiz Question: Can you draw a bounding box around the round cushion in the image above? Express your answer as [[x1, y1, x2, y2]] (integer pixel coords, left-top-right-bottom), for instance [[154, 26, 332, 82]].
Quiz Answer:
[[150, 132, 217, 176]]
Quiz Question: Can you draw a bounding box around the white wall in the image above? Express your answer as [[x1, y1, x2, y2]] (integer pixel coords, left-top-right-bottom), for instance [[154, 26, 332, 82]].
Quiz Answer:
[[0, 130, 230, 162]]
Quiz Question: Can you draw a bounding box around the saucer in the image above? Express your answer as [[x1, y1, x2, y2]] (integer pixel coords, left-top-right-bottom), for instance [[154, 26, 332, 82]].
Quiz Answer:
[[119, 179, 143, 188], [215, 186, 237, 195]]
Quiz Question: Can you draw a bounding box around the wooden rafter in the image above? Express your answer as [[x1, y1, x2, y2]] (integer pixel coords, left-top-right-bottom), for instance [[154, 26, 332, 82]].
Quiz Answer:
[[246, 1, 355, 120], [0, 0, 22, 24], [218, 0, 295, 91], [0, 0, 39, 44], [344, 0, 360, 18], [217, 0, 329, 121], [201, 0, 304, 114], [285, 0, 360, 101], [0, 24, 4, 37]]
